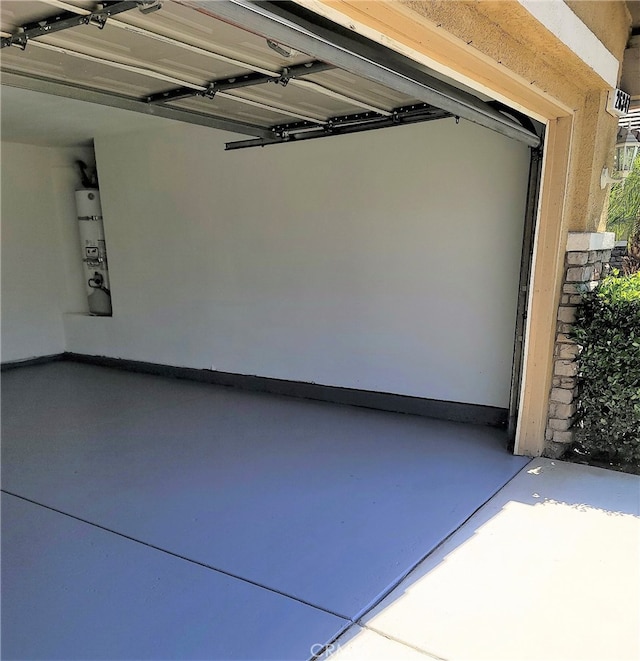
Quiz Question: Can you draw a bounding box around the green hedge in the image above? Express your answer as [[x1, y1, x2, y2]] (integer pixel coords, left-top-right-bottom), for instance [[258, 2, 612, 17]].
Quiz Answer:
[[571, 272, 640, 465]]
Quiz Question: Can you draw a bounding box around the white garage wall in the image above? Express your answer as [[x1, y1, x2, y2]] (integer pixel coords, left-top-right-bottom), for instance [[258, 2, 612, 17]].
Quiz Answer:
[[1, 143, 63, 362], [1, 141, 93, 363], [65, 118, 530, 407]]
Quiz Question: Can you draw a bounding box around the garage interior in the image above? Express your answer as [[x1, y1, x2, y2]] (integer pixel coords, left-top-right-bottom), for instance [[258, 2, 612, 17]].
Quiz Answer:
[[1, 1, 541, 658]]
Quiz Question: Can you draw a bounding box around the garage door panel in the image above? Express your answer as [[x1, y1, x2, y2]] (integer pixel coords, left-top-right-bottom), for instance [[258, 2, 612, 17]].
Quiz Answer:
[[229, 81, 380, 119], [1, 0, 539, 150], [117, 0, 314, 72], [40, 23, 253, 86], [304, 68, 421, 109], [169, 94, 296, 126], [1, 45, 177, 98]]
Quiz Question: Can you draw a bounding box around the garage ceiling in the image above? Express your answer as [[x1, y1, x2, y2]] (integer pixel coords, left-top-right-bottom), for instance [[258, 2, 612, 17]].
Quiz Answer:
[[0, 0, 541, 149]]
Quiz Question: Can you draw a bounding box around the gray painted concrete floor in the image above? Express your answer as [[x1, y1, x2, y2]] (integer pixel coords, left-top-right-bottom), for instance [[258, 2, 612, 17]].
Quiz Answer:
[[1, 362, 528, 660]]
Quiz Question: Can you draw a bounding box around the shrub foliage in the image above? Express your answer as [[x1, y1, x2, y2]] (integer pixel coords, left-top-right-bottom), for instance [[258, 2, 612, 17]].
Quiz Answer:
[[571, 272, 640, 465], [607, 154, 640, 244]]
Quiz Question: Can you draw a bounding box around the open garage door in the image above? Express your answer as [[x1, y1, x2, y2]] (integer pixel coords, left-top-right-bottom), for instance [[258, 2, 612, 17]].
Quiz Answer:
[[1, 0, 543, 437], [1, 1, 540, 149]]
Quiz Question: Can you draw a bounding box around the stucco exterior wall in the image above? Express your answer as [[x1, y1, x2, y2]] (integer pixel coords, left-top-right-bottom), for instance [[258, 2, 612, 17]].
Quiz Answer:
[[402, 0, 595, 100], [565, 0, 631, 62], [568, 89, 620, 232]]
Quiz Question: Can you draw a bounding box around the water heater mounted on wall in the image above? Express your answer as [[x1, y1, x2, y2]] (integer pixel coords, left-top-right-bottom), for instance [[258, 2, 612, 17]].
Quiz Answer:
[[75, 188, 112, 316]]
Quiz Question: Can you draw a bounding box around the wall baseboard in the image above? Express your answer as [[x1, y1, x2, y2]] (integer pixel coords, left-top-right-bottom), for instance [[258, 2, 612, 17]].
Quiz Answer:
[[0, 353, 66, 371], [64, 353, 508, 428]]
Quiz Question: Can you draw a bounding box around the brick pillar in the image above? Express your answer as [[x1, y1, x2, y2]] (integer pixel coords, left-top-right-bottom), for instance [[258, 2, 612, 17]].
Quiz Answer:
[[544, 232, 615, 459], [610, 241, 628, 272]]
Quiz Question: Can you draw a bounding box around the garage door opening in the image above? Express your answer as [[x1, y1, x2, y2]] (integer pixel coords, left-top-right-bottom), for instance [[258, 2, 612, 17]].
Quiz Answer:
[[0, 0, 543, 439]]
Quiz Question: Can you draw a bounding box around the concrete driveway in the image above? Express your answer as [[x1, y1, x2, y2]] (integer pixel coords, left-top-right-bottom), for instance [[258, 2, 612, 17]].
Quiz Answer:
[[2, 363, 638, 660], [325, 458, 640, 661]]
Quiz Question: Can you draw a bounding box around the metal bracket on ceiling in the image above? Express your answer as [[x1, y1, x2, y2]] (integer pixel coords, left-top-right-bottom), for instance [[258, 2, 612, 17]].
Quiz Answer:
[[6, 32, 27, 51], [266, 39, 293, 58], [226, 102, 453, 150], [138, 1, 163, 15], [145, 60, 334, 104], [276, 68, 291, 87], [87, 13, 108, 30], [0, 1, 158, 50], [203, 84, 217, 100]]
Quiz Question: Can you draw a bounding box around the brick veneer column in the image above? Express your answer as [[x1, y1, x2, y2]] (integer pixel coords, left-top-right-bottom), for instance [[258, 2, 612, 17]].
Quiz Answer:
[[610, 241, 628, 272], [544, 232, 615, 459]]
